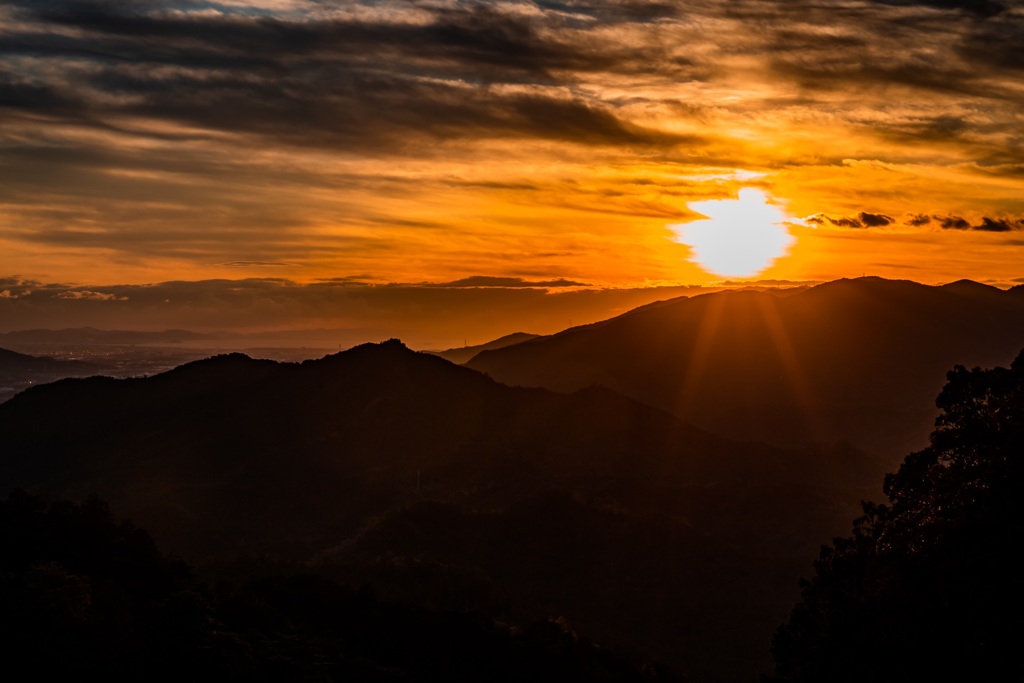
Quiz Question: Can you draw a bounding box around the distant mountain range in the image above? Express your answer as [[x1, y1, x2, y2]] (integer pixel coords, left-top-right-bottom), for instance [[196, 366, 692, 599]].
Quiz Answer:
[[0, 326, 349, 350], [0, 327, 211, 346], [0, 346, 95, 374], [0, 339, 880, 682], [0, 347, 97, 400], [469, 277, 1024, 460], [430, 331, 540, 364]]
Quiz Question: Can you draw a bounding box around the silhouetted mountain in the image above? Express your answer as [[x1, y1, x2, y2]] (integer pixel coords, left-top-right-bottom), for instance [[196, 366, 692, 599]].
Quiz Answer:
[[0, 340, 876, 555], [0, 347, 95, 374], [0, 347, 98, 402], [468, 277, 1024, 460], [0, 339, 878, 681], [430, 332, 540, 364], [937, 278, 1003, 297]]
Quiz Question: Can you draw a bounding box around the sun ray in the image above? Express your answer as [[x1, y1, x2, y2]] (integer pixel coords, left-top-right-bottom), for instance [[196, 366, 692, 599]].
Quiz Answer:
[[752, 294, 825, 443], [674, 293, 727, 420]]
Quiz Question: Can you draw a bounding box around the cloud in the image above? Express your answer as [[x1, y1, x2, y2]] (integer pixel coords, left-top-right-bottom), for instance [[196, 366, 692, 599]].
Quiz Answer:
[[0, 276, 723, 348], [937, 215, 1024, 231], [868, 0, 1006, 17], [957, 18, 1024, 72], [56, 290, 129, 301], [973, 217, 1019, 232], [0, 0, 694, 152], [808, 210, 1024, 232], [313, 275, 374, 285], [940, 215, 971, 230], [761, 1, 1022, 108], [859, 212, 894, 227], [3, 0, 1024, 288], [2, 0, 1019, 157], [807, 212, 897, 229], [829, 216, 865, 228], [533, 0, 684, 22], [431, 276, 590, 288], [0, 278, 47, 300]]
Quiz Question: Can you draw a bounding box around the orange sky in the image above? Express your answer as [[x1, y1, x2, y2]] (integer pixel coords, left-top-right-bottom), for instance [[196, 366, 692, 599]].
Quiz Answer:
[[2, 0, 1023, 343]]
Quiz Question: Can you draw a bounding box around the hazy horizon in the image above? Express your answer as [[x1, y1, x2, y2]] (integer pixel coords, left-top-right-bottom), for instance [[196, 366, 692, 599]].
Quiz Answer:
[[4, 275, 1022, 351], [4, 0, 1024, 319]]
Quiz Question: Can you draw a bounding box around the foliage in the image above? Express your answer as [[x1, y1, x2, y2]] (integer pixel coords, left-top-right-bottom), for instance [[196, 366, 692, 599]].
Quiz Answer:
[[0, 490, 208, 679], [0, 490, 667, 682], [769, 349, 1024, 682]]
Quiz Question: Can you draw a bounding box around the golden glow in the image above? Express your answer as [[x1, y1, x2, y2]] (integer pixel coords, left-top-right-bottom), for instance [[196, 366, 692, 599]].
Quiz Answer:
[[4, 0, 1024, 344], [669, 189, 796, 278]]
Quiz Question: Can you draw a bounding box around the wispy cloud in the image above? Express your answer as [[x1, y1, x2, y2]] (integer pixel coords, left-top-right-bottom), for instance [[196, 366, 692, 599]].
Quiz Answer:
[[56, 289, 128, 301], [430, 276, 589, 288], [2, 0, 1024, 290], [0, 275, 732, 347], [220, 261, 296, 267]]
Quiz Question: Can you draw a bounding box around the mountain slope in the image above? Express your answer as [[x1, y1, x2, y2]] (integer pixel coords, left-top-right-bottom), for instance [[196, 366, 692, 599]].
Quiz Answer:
[[0, 346, 93, 373], [0, 339, 879, 682], [429, 331, 540, 364], [1, 340, 872, 557], [468, 277, 1024, 458], [0, 347, 98, 402]]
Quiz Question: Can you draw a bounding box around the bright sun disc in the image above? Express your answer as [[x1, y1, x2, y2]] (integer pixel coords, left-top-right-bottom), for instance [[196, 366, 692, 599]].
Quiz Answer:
[[669, 188, 795, 278]]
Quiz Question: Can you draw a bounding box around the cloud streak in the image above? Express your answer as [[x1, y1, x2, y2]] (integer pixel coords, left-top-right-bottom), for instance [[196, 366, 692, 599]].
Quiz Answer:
[[1, 1, 694, 150], [811, 211, 1024, 231], [2, 0, 1024, 293], [0, 275, 733, 348]]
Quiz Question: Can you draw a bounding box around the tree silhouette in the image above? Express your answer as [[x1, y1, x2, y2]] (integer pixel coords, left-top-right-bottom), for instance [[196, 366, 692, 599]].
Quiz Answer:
[[0, 490, 669, 681], [0, 490, 210, 678], [769, 349, 1024, 683]]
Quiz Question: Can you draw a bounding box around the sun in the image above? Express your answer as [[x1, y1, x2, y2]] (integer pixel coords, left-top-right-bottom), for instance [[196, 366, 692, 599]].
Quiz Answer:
[[669, 188, 796, 278]]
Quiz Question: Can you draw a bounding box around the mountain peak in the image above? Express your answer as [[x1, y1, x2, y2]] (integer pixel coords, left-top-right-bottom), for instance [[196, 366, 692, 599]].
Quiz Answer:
[[153, 352, 280, 387], [349, 338, 409, 353], [939, 279, 1002, 295], [307, 338, 488, 386], [468, 275, 1024, 456], [430, 332, 540, 365], [814, 276, 925, 292], [314, 338, 413, 363]]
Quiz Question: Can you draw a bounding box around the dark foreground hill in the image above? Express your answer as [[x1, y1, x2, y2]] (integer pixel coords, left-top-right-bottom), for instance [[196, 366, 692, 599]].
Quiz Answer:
[[0, 490, 664, 682], [468, 277, 1024, 461], [0, 340, 878, 682]]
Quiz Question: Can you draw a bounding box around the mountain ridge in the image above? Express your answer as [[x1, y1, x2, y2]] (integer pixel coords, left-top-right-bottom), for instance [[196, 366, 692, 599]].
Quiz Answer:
[[0, 337, 884, 681], [430, 332, 541, 364], [0, 346, 99, 402], [468, 277, 1024, 459]]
